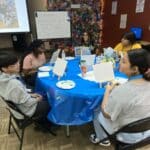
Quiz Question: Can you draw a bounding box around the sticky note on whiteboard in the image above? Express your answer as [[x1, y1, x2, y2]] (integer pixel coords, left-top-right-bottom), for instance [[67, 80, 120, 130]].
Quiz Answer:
[[93, 62, 115, 83]]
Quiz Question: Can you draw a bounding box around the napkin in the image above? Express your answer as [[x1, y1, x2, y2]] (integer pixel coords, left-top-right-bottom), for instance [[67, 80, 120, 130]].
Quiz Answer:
[[38, 72, 49, 78]]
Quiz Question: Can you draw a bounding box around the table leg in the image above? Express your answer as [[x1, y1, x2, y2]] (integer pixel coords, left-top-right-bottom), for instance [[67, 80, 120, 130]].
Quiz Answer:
[[66, 125, 70, 137]]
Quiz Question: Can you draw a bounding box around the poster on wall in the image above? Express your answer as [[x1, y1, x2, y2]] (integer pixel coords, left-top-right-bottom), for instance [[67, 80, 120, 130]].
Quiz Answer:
[[0, 0, 30, 33], [136, 0, 145, 13], [120, 14, 127, 29], [111, 1, 117, 15]]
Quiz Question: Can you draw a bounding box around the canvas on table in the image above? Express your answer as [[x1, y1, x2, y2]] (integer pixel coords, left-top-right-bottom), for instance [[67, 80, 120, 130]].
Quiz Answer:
[[93, 62, 115, 83], [53, 58, 68, 77]]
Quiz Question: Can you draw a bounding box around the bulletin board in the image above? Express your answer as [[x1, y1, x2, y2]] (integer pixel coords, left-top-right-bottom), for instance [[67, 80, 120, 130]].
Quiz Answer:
[[35, 11, 71, 39], [46, 0, 102, 47]]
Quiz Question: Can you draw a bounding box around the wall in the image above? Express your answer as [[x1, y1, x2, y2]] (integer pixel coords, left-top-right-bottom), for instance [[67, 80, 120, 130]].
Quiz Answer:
[[0, 35, 13, 49], [27, 0, 47, 39], [103, 0, 150, 48]]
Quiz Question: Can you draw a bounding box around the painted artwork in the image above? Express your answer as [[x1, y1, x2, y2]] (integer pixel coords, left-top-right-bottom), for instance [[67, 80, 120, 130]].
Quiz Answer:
[[0, 0, 19, 28], [46, 0, 105, 49]]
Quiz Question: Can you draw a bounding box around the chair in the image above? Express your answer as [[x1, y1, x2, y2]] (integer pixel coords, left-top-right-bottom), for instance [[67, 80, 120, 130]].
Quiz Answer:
[[100, 117, 150, 150], [1, 97, 56, 150]]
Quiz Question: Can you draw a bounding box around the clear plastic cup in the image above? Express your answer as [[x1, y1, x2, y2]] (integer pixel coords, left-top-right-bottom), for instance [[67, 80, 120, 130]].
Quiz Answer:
[[81, 65, 87, 77], [80, 60, 87, 77]]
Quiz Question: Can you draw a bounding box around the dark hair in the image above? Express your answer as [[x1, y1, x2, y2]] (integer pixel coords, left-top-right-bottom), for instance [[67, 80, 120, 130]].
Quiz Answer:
[[122, 32, 136, 44], [0, 50, 18, 71], [81, 31, 93, 46], [128, 48, 150, 81], [28, 40, 44, 57]]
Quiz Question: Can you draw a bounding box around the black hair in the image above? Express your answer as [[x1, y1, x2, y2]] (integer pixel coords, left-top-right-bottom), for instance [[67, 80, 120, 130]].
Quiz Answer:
[[81, 31, 93, 46], [0, 50, 18, 71], [127, 48, 150, 81], [122, 32, 136, 44], [28, 40, 44, 57]]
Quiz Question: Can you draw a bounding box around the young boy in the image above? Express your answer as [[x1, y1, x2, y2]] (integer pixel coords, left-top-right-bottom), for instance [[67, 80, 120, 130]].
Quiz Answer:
[[0, 50, 51, 129]]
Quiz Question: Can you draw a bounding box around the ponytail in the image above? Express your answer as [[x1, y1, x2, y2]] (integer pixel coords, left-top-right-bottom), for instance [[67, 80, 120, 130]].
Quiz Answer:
[[144, 68, 150, 81], [128, 49, 150, 81]]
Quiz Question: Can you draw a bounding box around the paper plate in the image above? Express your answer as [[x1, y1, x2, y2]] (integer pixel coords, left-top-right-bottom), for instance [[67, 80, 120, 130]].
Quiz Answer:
[[38, 66, 52, 72], [56, 80, 75, 89], [65, 57, 75, 60]]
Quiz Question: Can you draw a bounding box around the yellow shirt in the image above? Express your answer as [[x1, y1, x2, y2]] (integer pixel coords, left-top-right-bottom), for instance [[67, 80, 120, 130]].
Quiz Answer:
[[114, 42, 141, 53]]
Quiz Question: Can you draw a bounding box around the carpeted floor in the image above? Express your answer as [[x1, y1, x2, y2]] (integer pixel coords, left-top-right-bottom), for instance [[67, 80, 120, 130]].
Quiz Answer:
[[0, 98, 149, 150]]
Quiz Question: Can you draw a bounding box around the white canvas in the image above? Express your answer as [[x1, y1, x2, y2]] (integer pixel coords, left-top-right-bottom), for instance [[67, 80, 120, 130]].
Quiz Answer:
[[53, 58, 68, 77], [74, 46, 82, 57], [81, 55, 95, 66], [93, 62, 115, 83], [74, 46, 91, 57], [81, 46, 91, 55]]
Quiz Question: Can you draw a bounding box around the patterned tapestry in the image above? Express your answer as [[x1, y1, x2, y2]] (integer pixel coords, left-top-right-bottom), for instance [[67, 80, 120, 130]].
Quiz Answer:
[[47, 0, 105, 50]]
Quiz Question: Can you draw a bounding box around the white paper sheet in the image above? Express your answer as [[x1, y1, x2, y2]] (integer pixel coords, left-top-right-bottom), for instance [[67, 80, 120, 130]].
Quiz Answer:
[[38, 66, 52, 72], [120, 14, 127, 29], [93, 62, 115, 83], [65, 56, 75, 60], [74, 46, 91, 57], [38, 72, 49, 78], [111, 1, 117, 15], [53, 58, 67, 77], [78, 71, 127, 84], [81, 55, 95, 66], [74, 46, 82, 57], [50, 49, 60, 64], [136, 0, 145, 13], [71, 4, 81, 9], [78, 71, 96, 82]]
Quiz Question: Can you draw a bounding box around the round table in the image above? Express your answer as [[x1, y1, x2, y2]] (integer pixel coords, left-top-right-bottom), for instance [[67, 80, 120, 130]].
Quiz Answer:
[[35, 58, 125, 126]]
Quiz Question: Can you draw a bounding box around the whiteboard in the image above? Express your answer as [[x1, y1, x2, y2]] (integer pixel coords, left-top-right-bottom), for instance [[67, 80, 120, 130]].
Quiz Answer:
[[35, 11, 71, 39]]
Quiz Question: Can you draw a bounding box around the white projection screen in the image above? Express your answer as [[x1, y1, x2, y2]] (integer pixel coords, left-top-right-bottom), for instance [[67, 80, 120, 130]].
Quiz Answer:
[[35, 11, 71, 39], [0, 0, 30, 33]]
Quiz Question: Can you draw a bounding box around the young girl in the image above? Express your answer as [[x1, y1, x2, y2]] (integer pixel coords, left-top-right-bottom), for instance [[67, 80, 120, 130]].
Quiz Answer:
[[90, 48, 150, 146], [114, 32, 141, 54], [23, 40, 46, 74], [21, 40, 46, 87], [0, 50, 51, 131]]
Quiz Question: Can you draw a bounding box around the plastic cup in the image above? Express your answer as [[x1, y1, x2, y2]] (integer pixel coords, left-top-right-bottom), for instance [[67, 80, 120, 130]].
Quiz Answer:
[[80, 65, 87, 77]]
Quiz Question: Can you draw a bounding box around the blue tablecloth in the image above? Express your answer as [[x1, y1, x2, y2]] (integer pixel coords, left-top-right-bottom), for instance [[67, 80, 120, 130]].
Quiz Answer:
[[35, 58, 126, 125]]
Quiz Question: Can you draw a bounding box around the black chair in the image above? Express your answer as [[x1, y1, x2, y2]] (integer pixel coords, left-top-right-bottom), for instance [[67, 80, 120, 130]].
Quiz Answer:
[[142, 44, 150, 52], [100, 117, 150, 150], [1, 97, 56, 150]]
